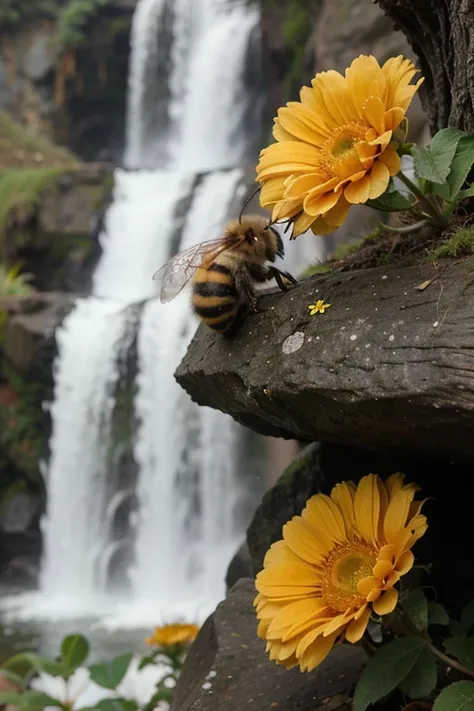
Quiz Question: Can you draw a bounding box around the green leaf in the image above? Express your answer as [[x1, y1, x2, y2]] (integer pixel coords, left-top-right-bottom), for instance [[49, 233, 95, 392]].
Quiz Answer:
[[2, 653, 42, 677], [61, 634, 89, 670], [367, 190, 416, 212], [398, 646, 437, 699], [446, 136, 474, 200], [0, 668, 25, 687], [428, 602, 450, 627], [38, 659, 69, 677], [444, 638, 474, 670], [402, 590, 429, 631], [433, 681, 474, 711], [458, 185, 474, 201], [89, 654, 132, 690], [95, 699, 138, 711], [413, 128, 465, 184], [461, 601, 474, 635], [353, 637, 427, 711], [0, 690, 62, 709]]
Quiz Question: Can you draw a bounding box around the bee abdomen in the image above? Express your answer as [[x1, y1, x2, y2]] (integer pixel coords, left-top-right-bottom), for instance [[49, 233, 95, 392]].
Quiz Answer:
[[192, 263, 239, 332]]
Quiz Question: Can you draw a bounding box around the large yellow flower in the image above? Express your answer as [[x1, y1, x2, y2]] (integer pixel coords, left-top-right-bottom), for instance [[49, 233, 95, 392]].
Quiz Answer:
[[146, 623, 200, 647], [254, 473, 427, 672], [257, 55, 423, 237]]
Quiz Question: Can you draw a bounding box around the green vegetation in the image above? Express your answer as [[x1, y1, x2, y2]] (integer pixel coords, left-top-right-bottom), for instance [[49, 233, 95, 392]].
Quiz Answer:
[[0, 630, 194, 709], [300, 262, 332, 277], [0, 111, 78, 168], [0, 364, 45, 484], [429, 226, 474, 260], [0, 263, 35, 297], [0, 0, 113, 47], [0, 167, 66, 239]]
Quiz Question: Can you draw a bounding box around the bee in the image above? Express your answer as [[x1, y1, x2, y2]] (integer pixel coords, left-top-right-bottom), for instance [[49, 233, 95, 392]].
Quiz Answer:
[[153, 215, 297, 334]]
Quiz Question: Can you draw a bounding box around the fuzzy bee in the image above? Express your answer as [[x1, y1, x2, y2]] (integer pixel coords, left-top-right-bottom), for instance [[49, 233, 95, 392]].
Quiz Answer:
[[153, 215, 297, 334]]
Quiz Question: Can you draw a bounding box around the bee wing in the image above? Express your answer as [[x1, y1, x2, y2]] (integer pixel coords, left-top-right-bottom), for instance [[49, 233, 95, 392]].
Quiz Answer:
[[153, 236, 236, 303]]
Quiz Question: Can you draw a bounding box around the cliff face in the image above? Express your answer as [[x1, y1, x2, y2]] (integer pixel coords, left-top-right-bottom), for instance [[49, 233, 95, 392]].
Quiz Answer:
[[0, 2, 135, 162]]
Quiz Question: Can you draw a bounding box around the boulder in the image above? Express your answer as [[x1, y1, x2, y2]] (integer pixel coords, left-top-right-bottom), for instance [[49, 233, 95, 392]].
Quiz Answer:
[[171, 578, 366, 711], [3, 293, 75, 372], [247, 443, 323, 575], [0, 490, 41, 534], [176, 259, 474, 465], [225, 541, 254, 589]]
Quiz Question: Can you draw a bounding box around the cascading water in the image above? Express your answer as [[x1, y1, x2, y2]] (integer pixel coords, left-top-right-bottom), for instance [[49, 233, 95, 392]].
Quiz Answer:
[[0, 0, 265, 622]]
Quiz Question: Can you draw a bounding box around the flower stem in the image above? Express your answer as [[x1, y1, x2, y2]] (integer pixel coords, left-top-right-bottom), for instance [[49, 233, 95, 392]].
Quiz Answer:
[[426, 640, 474, 679], [395, 610, 474, 679], [396, 171, 448, 226]]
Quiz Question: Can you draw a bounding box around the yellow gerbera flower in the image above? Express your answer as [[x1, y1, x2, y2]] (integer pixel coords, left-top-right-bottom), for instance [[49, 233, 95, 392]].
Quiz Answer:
[[146, 623, 200, 647], [257, 55, 423, 237], [308, 300, 331, 315], [254, 473, 427, 672]]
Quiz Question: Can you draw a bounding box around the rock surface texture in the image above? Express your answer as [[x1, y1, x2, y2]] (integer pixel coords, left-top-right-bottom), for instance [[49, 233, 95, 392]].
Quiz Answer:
[[176, 259, 474, 464], [171, 578, 366, 711]]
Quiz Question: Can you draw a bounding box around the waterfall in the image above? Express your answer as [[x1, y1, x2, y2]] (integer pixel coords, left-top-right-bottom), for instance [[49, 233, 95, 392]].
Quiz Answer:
[[16, 0, 264, 621]]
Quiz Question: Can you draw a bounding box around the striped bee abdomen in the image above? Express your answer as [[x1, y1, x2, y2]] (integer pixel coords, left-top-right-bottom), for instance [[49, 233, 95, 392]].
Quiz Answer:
[[191, 262, 239, 332]]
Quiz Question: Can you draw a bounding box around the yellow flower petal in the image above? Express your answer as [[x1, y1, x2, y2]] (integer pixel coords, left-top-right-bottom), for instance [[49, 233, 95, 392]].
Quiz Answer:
[[368, 160, 390, 199], [299, 631, 338, 672], [302, 493, 347, 542], [384, 486, 418, 544], [379, 147, 401, 176], [344, 175, 371, 204], [255, 471, 426, 673], [373, 560, 394, 581], [372, 588, 398, 616], [395, 549, 414, 575], [354, 474, 381, 545], [345, 606, 370, 643]]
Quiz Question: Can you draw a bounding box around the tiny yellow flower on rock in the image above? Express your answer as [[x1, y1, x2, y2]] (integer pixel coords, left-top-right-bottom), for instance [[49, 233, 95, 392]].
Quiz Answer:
[[254, 473, 427, 672], [146, 623, 200, 647], [308, 300, 331, 315], [257, 54, 423, 238]]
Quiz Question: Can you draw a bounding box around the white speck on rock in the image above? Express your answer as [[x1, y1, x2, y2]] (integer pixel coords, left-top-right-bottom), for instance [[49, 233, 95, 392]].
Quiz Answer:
[[389, 334, 395, 342], [208, 671, 217, 679], [433, 320, 439, 328], [202, 682, 212, 690], [282, 331, 305, 354], [381, 275, 388, 280], [350, 334, 357, 341]]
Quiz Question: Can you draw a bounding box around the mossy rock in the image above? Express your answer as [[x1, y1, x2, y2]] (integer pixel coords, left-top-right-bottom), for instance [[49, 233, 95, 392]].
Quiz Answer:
[[246, 443, 325, 575]]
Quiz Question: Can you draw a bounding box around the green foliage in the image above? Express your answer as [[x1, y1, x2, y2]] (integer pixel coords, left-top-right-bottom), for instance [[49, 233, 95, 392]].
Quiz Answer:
[[0, 167, 65, 239], [61, 634, 90, 674], [0, 110, 78, 168], [0, 0, 113, 47], [0, 363, 46, 483], [0, 630, 194, 710], [413, 128, 465, 184], [56, 0, 114, 47], [0, 263, 35, 298], [444, 638, 474, 670], [353, 637, 428, 711], [412, 127, 474, 210], [428, 602, 450, 627], [433, 681, 474, 711], [300, 263, 333, 277], [89, 654, 133, 690], [398, 645, 438, 699], [429, 227, 474, 260], [367, 188, 416, 213], [402, 589, 429, 632]]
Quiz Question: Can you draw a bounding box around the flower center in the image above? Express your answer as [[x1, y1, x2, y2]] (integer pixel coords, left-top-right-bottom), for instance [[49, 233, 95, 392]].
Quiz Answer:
[[321, 542, 376, 612]]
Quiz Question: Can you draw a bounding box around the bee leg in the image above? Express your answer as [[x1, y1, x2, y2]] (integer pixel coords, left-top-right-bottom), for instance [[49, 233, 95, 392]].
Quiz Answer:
[[236, 270, 260, 312], [268, 266, 298, 292]]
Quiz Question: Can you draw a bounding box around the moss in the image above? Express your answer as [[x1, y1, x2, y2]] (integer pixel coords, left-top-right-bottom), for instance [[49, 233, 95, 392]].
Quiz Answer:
[[0, 111, 78, 168], [334, 239, 364, 260], [300, 263, 333, 277], [428, 227, 474, 260], [0, 167, 66, 239]]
